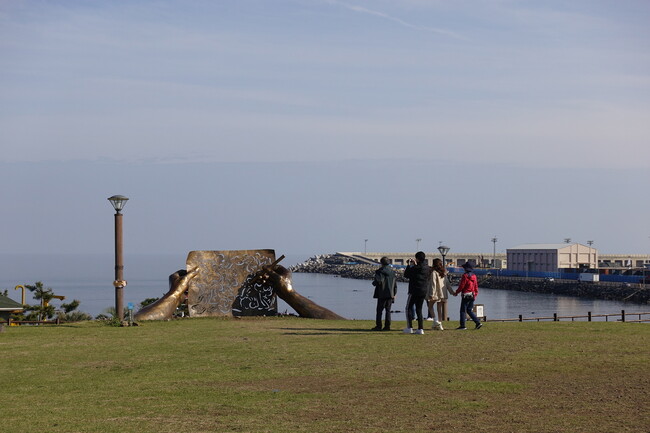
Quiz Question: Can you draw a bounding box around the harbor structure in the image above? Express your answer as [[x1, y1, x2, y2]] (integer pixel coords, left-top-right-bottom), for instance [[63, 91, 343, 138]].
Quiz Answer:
[[341, 249, 650, 271]]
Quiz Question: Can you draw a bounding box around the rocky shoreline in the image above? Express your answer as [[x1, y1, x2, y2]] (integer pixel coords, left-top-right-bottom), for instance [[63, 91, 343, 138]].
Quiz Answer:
[[290, 254, 406, 282], [290, 254, 649, 305]]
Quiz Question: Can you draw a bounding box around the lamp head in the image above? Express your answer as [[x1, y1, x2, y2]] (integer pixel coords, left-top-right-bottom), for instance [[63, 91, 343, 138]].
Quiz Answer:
[[437, 245, 450, 256], [108, 195, 129, 213]]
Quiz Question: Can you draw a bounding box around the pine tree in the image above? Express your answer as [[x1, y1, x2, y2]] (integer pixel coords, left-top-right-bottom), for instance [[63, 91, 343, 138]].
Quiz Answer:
[[24, 281, 55, 321]]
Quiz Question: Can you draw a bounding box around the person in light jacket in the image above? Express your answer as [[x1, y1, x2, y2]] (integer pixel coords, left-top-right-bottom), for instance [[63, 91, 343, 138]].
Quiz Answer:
[[372, 257, 397, 331], [454, 262, 482, 330], [426, 258, 454, 330]]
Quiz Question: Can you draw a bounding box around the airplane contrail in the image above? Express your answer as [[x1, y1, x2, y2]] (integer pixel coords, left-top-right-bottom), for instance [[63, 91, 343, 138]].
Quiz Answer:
[[328, 1, 465, 40]]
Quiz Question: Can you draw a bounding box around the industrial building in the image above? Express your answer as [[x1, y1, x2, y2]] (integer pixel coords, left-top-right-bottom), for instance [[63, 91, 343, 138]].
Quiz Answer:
[[506, 243, 598, 273]]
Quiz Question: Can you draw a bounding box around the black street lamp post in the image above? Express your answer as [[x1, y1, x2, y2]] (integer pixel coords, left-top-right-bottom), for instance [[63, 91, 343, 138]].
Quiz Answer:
[[437, 245, 451, 322], [437, 245, 450, 267], [108, 195, 129, 322]]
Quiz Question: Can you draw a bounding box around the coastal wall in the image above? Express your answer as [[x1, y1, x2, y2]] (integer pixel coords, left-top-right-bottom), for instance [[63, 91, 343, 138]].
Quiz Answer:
[[480, 277, 649, 305]]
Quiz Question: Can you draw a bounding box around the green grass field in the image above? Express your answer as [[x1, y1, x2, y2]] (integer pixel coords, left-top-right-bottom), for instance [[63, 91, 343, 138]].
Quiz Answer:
[[1, 318, 648, 433]]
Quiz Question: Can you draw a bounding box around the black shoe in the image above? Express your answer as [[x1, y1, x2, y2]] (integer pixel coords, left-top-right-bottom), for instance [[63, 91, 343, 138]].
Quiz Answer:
[[382, 327, 391, 331], [475, 323, 483, 330], [371, 326, 382, 331]]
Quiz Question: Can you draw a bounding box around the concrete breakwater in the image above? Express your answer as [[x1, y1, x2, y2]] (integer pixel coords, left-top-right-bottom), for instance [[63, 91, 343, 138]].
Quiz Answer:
[[290, 254, 406, 282], [291, 254, 649, 305]]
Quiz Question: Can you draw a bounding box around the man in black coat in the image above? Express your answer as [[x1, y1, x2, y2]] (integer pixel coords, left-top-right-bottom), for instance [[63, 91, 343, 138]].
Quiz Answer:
[[372, 256, 397, 331], [403, 251, 431, 334]]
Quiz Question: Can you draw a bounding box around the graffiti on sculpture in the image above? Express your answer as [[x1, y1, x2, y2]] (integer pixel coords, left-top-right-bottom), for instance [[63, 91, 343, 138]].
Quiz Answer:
[[186, 249, 277, 317], [231, 273, 277, 316]]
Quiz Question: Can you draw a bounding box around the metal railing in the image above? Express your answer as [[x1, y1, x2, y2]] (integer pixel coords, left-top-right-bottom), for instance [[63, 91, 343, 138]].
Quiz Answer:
[[489, 310, 650, 323]]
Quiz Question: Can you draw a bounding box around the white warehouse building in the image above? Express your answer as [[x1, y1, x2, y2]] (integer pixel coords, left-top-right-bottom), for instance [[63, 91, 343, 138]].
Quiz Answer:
[[506, 243, 598, 273]]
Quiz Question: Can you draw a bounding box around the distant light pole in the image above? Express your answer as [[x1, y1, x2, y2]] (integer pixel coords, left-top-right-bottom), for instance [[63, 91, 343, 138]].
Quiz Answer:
[[491, 237, 498, 268], [416, 238, 422, 251], [587, 241, 595, 270], [108, 195, 129, 322], [364, 239, 368, 254]]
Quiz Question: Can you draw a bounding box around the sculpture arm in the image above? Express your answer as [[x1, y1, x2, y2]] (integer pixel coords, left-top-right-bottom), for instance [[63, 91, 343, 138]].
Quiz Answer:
[[264, 266, 346, 320], [134, 267, 199, 321]]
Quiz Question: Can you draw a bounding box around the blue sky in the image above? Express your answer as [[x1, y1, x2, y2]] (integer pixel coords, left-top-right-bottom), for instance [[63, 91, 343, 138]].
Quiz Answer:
[[1, 0, 649, 256]]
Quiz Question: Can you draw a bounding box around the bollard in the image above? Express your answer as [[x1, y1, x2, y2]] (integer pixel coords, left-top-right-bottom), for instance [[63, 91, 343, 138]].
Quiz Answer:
[[621, 310, 625, 322], [588, 312, 592, 322], [519, 314, 523, 322], [553, 313, 557, 322]]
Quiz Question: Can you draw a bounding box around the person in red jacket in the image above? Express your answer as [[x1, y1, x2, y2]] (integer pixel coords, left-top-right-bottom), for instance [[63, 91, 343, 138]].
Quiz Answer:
[[454, 262, 483, 330]]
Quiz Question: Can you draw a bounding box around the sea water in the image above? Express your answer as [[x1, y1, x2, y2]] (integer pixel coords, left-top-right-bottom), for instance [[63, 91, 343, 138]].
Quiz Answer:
[[286, 273, 640, 321], [0, 253, 642, 321]]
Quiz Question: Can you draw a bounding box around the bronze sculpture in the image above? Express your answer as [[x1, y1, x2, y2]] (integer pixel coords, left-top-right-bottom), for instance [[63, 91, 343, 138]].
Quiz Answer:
[[134, 250, 344, 321], [133, 267, 198, 321], [186, 249, 278, 317], [262, 264, 345, 320]]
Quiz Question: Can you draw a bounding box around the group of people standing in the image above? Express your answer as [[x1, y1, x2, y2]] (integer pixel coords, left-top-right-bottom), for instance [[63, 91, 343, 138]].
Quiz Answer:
[[371, 252, 483, 334]]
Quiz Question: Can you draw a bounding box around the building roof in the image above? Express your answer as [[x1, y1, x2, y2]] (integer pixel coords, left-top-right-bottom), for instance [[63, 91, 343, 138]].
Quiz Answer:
[[0, 294, 24, 311], [508, 243, 575, 250]]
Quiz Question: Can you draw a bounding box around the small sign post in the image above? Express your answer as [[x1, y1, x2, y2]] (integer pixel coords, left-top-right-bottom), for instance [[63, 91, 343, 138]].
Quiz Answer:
[[127, 302, 134, 325]]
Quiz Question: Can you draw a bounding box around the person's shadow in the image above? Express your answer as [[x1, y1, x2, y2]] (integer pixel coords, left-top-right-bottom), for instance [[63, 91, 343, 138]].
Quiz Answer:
[[279, 327, 383, 335]]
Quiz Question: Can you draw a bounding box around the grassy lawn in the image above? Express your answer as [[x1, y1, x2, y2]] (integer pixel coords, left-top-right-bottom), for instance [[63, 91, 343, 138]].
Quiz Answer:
[[1, 318, 648, 433]]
